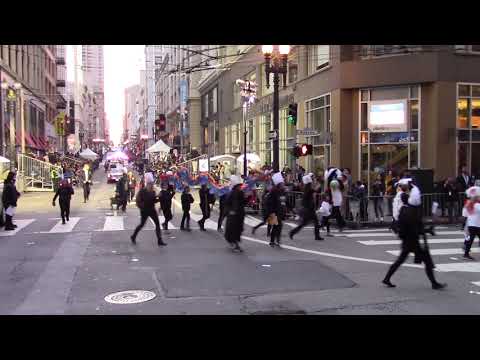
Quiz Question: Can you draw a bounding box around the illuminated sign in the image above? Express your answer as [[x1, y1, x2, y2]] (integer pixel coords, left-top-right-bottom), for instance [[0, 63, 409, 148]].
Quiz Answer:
[[368, 100, 407, 132]]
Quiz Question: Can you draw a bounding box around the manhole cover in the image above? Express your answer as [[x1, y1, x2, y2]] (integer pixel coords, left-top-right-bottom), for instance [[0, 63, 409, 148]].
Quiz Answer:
[[104, 290, 156, 304]]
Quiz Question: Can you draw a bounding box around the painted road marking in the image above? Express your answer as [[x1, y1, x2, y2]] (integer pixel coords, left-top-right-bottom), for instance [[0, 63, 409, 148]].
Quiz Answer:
[[435, 263, 480, 273], [345, 230, 462, 238], [472, 281, 480, 287], [188, 212, 217, 230], [359, 238, 466, 246], [48, 217, 81, 233], [240, 235, 423, 268], [0, 219, 36, 237], [244, 216, 262, 228], [148, 216, 178, 230], [103, 216, 124, 231], [388, 248, 480, 256]]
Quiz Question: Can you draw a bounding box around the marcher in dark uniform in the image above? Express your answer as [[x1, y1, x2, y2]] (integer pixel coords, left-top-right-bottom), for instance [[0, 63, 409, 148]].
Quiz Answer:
[[2, 171, 20, 231], [52, 179, 74, 224], [382, 192, 446, 290], [198, 183, 210, 231], [265, 172, 287, 247], [116, 170, 129, 212], [224, 175, 246, 252], [159, 183, 175, 230], [289, 174, 323, 241], [131, 173, 166, 246], [217, 192, 228, 232], [251, 187, 272, 236], [180, 186, 194, 231]]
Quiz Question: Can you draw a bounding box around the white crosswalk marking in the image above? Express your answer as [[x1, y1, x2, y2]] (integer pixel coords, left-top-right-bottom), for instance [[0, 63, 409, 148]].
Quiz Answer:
[[387, 248, 479, 256], [103, 216, 124, 231], [244, 216, 262, 228], [149, 216, 177, 230], [0, 219, 35, 237], [359, 238, 467, 246], [48, 217, 81, 233], [189, 212, 217, 229], [345, 230, 462, 238]]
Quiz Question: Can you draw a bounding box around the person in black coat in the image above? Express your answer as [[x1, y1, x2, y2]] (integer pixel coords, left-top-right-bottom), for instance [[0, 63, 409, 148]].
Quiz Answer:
[[457, 166, 473, 193], [131, 174, 166, 246], [382, 193, 446, 290], [197, 183, 210, 231], [371, 173, 385, 221], [289, 174, 323, 241], [217, 193, 228, 232], [116, 172, 129, 212], [251, 188, 272, 236], [224, 176, 246, 252], [159, 183, 175, 230], [444, 177, 459, 223], [180, 186, 194, 231], [2, 171, 20, 231], [52, 179, 74, 224]]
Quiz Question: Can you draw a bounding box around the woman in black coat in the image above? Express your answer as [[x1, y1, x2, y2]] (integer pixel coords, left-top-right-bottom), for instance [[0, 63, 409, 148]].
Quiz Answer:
[[224, 177, 246, 252], [382, 193, 446, 290], [53, 179, 74, 224], [2, 171, 20, 231]]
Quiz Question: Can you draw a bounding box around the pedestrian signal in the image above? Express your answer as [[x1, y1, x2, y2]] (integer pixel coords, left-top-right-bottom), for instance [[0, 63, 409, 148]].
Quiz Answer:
[[288, 103, 297, 125], [293, 143, 313, 157]]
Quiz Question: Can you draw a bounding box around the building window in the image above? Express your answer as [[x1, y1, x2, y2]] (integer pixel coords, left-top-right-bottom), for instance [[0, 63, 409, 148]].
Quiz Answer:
[[233, 82, 241, 109], [457, 83, 480, 176], [359, 86, 421, 193], [305, 93, 331, 175], [308, 45, 330, 75], [212, 87, 217, 114], [361, 45, 418, 59], [203, 94, 209, 118]]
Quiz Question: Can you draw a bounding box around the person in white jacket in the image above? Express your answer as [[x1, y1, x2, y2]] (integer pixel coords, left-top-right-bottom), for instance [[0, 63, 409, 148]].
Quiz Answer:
[[464, 186, 480, 260], [391, 179, 410, 233]]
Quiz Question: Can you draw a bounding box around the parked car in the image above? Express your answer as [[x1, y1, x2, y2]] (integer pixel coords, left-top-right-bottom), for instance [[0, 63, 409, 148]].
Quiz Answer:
[[107, 164, 124, 183]]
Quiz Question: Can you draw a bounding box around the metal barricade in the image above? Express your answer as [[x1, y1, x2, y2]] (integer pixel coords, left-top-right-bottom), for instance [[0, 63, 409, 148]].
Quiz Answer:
[[17, 154, 63, 192]]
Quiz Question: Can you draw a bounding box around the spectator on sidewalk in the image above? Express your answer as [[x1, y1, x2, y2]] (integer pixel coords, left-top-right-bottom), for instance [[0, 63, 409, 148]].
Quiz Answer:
[[444, 177, 459, 223], [372, 173, 385, 222], [457, 165, 474, 193]]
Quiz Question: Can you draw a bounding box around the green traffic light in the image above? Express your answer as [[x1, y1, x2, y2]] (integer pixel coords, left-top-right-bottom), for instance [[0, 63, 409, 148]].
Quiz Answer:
[[288, 115, 296, 125]]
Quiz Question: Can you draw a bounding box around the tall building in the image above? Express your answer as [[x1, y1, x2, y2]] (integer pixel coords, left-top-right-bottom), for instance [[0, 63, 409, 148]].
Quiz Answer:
[[82, 45, 105, 141], [55, 45, 68, 152], [144, 45, 163, 147], [0, 45, 57, 159], [123, 84, 142, 142]]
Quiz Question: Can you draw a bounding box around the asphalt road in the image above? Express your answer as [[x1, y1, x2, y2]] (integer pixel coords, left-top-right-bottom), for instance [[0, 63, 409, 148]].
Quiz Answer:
[[2, 168, 480, 314]]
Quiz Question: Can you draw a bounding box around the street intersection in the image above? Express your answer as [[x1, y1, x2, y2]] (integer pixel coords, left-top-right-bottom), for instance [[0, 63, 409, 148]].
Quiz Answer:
[[2, 170, 480, 315]]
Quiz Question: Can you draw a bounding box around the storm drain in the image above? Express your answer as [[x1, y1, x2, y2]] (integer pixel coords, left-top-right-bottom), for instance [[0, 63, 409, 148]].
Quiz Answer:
[[104, 290, 156, 304]]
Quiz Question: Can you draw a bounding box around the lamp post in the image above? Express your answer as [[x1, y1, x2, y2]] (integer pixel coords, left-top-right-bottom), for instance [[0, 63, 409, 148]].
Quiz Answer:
[[236, 79, 257, 178], [262, 45, 290, 172]]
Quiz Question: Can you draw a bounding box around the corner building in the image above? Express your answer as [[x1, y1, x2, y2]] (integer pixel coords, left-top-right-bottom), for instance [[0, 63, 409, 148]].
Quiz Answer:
[[207, 45, 480, 190]]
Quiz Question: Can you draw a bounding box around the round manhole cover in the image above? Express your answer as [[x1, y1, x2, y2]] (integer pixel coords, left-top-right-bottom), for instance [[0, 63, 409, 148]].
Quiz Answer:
[[104, 290, 156, 304]]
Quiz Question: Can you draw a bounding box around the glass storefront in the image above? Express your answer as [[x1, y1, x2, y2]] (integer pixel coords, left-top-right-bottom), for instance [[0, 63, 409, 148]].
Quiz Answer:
[[305, 93, 331, 176], [457, 83, 480, 177], [359, 86, 420, 193]]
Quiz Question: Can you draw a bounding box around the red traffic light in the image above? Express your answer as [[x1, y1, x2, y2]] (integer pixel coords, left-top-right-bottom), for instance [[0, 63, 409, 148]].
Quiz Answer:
[[293, 144, 313, 157], [301, 144, 308, 155]]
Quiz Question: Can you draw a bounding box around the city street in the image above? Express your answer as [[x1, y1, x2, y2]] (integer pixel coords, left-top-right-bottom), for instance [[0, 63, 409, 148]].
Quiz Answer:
[[2, 169, 480, 315]]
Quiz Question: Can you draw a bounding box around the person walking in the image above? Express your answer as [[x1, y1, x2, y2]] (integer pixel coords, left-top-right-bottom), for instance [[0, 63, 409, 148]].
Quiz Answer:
[[131, 173, 166, 246], [224, 175, 246, 252], [217, 192, 228, 232], [2, 171, 20, 231], [289, 174, 323, 241], [180, 186, 194, 231], [372, 173, 385, 222], [127, 171, 137, 203], [463, 186, 480, 260], [391, 179, 408, 234], [51, 166, 61, 193], [318, 193, 332, 235], [328, 178, 346, 232], [385, 171, 398, 217], [52, 179, 74, 224], [251, 186, 272, 236], [197, 183, 211, 231], [82, 164, 91, 203], [116, 170, 129, 213], [265, 172, 287, 247], [159, 182, 174, 230], [382, 192, 446, 290]]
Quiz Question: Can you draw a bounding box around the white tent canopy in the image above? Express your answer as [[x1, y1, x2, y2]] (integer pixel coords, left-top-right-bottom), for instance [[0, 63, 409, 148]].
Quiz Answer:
[[146, 139, 171, 153], [237, 153, 261, 164], [79, 148, 99, 160], [0, 156, 10, 163], [210, 154, 236, 162]]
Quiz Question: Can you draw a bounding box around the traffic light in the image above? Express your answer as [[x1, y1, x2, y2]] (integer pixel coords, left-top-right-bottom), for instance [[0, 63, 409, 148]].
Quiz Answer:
[[293, 143, 313, 157], [288, 103, 297, 125]]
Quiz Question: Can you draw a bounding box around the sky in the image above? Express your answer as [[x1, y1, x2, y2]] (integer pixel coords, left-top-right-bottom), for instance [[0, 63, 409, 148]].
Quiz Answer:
[[66, 45, 145, 145]]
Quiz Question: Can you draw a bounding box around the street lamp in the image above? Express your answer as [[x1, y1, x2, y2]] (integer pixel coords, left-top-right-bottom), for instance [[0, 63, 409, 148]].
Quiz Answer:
[[236, 79, 257, 178], [262, 45, 290, 172]]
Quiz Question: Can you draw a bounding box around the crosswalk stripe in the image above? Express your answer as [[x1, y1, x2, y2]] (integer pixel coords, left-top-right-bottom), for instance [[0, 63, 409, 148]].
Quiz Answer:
[[472, 281, 480, 286], [188, 212, 217, 229], [346, 230, 462, 238], [435, 262, 480, 273], [359, 238, 467, 246], [387, 248, 479, 256], [103, 216, 124, 231], [48, 217, 81, 233], [244, 216, 262, 228], [0, 219, 36, 237], [148, 216, 178, 230]]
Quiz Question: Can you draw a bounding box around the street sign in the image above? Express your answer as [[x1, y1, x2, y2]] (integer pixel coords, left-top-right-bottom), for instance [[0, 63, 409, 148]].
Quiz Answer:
[[269, 130, 278, 140], [297, 128, 319, 136], [180, 79, 188, 113]]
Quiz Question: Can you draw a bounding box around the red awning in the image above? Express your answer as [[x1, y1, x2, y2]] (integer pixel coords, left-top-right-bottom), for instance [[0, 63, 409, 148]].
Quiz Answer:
[[25, 133, 37, 148], [36, 136, 47, 150]]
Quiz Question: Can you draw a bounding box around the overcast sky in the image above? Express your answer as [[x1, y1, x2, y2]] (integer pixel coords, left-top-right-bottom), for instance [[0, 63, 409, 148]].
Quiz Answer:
[[67, 45, 145, 145]]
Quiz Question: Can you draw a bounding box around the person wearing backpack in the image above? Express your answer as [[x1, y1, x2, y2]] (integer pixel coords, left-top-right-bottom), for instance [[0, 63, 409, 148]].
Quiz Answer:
[[131, 173, 166, 246]]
